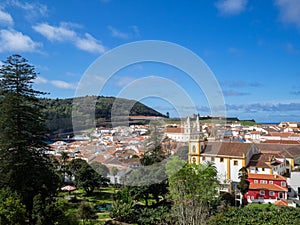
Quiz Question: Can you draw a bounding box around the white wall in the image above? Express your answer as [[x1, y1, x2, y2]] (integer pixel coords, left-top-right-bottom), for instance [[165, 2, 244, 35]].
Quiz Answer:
[[287, 171, 300, 199], [230, 159, 243, 182]]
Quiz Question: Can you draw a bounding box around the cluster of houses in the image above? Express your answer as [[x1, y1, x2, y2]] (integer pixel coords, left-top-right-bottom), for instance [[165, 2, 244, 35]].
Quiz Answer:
[[48, 115, 300, 206], [186, 116, 300, 206]]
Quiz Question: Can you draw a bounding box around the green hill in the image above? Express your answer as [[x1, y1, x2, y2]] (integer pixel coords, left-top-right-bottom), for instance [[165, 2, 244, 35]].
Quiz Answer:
[[40, 96, 165, 137]]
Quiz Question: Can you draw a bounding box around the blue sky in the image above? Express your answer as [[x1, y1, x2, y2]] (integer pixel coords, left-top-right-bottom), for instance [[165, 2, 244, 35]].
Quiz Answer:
[[0, 0, 300, 122]]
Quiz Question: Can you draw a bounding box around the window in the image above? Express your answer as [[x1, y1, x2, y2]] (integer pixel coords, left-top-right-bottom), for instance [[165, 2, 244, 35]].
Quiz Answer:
[[260, 180, 267, 184], [269, 181, 273, 184], [260, 190, 265, 195], [281, 181, 286, 187], [262, 168, 265, 171], [251, 196, 254, 200], [192, 157, 196, 164], [220, 157, 224, 162], [202, 156, 206, 161], [234, 160, 238, 166], [192, 146, 196, 153], [254, 180, 258, 184], [269, 191, 275, 196], [211, 157, 215, 162]]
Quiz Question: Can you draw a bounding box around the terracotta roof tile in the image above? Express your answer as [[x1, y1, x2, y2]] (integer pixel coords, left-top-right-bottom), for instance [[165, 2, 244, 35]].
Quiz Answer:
[[247, 161, 271, 168], [274, 200, 288, 206], [249, 183, 288, 192], [202, 142, 254, 157], [248, 173, 287, 181], [165, 127, 184, 133], [261, 140, 300, 144]]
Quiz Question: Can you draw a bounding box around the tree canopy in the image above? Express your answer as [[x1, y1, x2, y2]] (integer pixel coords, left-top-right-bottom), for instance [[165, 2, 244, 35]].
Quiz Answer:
[[168, 163, 220, 225], [0, 55, 60, 224]]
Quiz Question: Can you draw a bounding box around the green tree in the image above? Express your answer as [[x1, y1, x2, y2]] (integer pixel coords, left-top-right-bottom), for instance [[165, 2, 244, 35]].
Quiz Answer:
[[74, 161, 109, 195], [60, 151, 70, 184], [0, 188, 26, 225], [140, 122, 165, 166], [168, 163, 220, 225], [165, 155, 186, 178], [69, 158, 87, 175], [77, 202, 97, 225], [209, 204, 300, 225], [0, 55, 60, 223], [90, 161, 109, 177], [237, 167, 249, 206], [124, 122, 169, 207], [136, 205, 174, 225], [110, 188, 136, 223], [0, 54, 48, 150]]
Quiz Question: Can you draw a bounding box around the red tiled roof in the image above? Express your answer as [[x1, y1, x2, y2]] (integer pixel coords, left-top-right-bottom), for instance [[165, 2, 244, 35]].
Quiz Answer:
[[274, 199, 288, 206], [248, 173, 287, 181], [261, 140, 300, 145], [165, 127, 184, 133], [256, 143, 300, 158], [202, 142, 254, 157], [249, 183, 288, 192], [247, 160, 271, 168]]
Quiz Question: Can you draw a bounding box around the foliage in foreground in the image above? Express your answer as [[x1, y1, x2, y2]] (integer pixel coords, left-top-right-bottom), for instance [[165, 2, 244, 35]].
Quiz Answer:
[[168, 163, 220, 225], [0, 188, 26, 225], [209, 204, 300, 225], [0, 54, 62, 224]]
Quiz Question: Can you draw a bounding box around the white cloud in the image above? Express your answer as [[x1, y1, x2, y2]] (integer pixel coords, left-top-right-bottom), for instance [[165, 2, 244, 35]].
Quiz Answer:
[[8, 0, 48, 20], [0, 9, 13, 26], [36, 76, 77, 90], [75, 33, 105, 54], [0, 29, 41, 53], [275, 0, 300, 28], [130, 25, 140, 37], [50, 80, 76, 90], [32, 23, 76, 42], [108, 25, 141, 39], [108, 26, 129, 39], [215, 0, 248, 15], [35, 76, 48, 84], [33, 23, 105, 54]]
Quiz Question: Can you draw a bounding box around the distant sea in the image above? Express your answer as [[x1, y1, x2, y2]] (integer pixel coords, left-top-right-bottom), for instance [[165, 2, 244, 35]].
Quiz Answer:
[[258, 122, 280, 125]]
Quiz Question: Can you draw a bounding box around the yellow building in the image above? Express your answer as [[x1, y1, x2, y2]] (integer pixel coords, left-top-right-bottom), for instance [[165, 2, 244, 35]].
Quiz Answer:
[[188, 140, 259, 183]]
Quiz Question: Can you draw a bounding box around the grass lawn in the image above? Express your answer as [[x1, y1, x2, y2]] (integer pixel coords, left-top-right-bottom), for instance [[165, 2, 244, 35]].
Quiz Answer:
[[58, 186, 118, 224]]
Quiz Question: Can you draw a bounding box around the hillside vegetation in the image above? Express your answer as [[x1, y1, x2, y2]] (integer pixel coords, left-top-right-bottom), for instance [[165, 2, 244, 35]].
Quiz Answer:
[[40, 96, 164, 136]]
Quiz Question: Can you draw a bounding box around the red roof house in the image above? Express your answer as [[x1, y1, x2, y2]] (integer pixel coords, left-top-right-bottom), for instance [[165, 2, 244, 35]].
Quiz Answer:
[[245, 173, 288, 204]]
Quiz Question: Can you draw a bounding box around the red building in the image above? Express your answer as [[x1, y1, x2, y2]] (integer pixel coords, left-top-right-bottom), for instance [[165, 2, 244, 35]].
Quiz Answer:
[[245, 173, 288, 203]]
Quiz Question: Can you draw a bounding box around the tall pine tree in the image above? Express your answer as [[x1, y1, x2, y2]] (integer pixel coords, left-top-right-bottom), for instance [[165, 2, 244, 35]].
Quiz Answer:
[[0, 54, 47, 150], [0, 55, 59, 224]]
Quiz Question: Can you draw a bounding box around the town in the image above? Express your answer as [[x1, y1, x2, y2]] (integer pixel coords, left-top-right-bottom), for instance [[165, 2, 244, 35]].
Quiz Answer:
[[48, 114, 300, 207]]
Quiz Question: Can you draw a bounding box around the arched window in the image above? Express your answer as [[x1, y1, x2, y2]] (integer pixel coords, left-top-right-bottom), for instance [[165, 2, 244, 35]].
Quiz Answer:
[[192, 145, 196, 153], [192, 157, 196, 164]]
